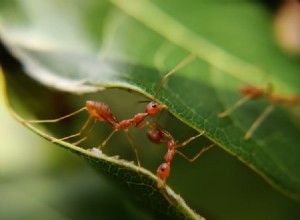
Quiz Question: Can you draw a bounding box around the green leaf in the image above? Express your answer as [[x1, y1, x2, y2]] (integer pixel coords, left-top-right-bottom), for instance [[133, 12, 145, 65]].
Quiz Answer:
[[1, 0, 300, 218]]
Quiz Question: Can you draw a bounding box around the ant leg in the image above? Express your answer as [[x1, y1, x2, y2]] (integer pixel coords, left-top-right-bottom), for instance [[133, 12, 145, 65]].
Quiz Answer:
[[72, 119, 97, 145], [135, 120, 160, 130], [154, 54, 196, 98], [98, 129, 118, 149], [244, 104, 274, 140], [175, 143, 214, 162], [123, 128, 141, 167], [136, 120, 151, 129], [56, 116, 93, 142], [218, 95, 253, 118], [23, 107, 87, 123], [175, 131, 205, 149]]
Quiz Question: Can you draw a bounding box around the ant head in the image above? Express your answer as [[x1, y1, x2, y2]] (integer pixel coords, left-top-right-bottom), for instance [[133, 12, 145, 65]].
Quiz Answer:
[[146, 101, 164, 115], [157, 162, 170, 181]]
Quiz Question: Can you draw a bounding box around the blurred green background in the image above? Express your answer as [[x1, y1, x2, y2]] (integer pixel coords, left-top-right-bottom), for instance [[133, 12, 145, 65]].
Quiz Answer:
[[1, 0, 300, 219]]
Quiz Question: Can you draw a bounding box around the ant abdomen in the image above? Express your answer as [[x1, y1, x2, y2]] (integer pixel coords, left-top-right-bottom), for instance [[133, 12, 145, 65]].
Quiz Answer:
[[85, 101, 118, 125]]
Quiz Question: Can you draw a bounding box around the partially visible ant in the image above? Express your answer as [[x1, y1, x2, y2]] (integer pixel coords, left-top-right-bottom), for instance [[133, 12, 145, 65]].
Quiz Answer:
[[218, 83, 300, 140], [146, 122, 214, 202], [24, 54, 196, 166]]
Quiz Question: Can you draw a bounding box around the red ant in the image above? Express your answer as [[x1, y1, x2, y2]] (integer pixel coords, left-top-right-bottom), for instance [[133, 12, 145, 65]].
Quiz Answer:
[[24, 54, 196, 166], [146, 122, 214, 199], [218, 83, 300, 140]]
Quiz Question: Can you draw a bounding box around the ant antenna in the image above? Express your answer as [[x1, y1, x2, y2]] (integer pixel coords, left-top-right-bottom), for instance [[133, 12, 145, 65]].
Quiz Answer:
[[137, 100, 150, 104], [153, 53, 196, 101]]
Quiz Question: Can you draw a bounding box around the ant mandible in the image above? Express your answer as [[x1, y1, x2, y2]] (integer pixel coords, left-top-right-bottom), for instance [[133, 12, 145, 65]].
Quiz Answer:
[[24, 54, 196, 166], [146, 122, 214, 192], [218, 83, 300, 140]]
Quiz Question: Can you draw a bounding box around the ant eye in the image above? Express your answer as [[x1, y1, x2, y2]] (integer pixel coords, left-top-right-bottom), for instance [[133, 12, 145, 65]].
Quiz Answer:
[[152, 104, 157, 108]]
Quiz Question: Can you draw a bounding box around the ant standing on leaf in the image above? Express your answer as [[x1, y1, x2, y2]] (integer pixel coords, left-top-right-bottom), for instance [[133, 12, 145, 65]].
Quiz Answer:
[[218, 83, 300, 140], [24, 53, 197, 166], [146, 122, 214, 202]]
